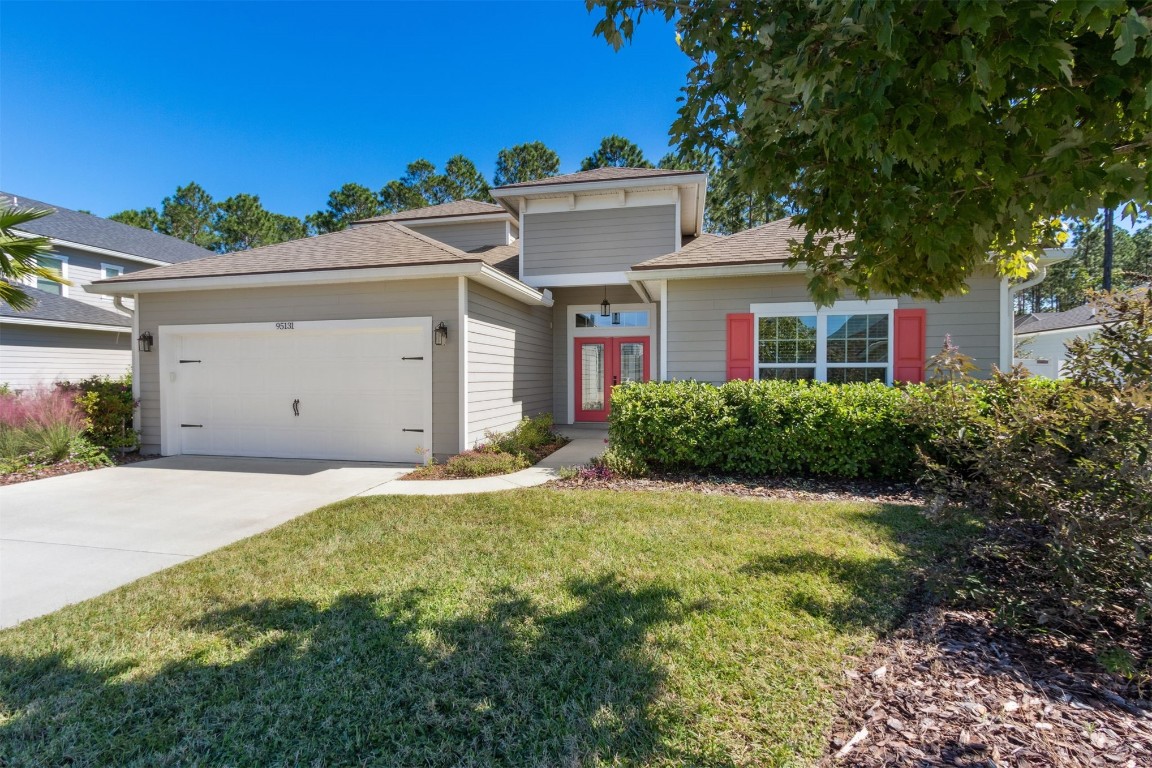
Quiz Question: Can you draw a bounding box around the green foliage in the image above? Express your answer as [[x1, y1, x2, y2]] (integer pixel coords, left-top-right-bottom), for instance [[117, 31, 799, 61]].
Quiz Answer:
[[609, 380, 916, 479], [493, 141, 561, 186], [59, 374, 138, 451], [579, 134, 652, 170], [0, 204, 67, 310], [925, 334, 979, 384], [212, 193, 305, 253], [158, 182, 217, 248], [428, 449, 531, 478], [1063, 289, 1152, 390], [591, 0, 1151, 303], [306, 182, 382, 234], [109, 207, 160, 231], [483, 413, 563, 458]]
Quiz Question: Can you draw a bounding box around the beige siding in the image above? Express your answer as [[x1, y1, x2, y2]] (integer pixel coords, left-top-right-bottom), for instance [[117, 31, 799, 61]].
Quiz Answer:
[[0, 324, 131, 389], [135, 279, 460, 456], [405, 221, 508, 252], [465, 283, 553, 444], [665, 272, 1005, 383], [550, 285, 653, 424], [523, 206, 677, 278]]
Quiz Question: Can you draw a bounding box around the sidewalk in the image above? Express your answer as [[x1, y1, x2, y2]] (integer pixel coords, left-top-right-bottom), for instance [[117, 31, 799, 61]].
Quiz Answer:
[[358, 430, 608, 497]]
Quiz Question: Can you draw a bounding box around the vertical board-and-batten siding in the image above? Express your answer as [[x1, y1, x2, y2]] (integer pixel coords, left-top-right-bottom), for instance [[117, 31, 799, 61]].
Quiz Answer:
[[465, 283, 552, 445], [522, 205, 677, 277], [0, 324, 131, 389], [135, 279, 460, 457], [665, 272, 1004, 382], [405, 221, 509, 253]]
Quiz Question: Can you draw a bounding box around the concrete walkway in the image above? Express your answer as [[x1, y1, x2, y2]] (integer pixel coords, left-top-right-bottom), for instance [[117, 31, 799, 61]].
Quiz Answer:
[[0, 457, 410, 628], [358, 429, 608, 496]]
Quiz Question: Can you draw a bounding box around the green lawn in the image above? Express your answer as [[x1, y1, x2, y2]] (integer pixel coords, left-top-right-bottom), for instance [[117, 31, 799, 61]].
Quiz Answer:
[[0, 489, 956, 767]]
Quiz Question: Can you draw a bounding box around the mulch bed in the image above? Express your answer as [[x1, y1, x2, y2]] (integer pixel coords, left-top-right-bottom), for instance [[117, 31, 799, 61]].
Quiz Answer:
[[0, 452, 155, 486], [821, 607, 1151, 767], [550, 472, 927, 505]]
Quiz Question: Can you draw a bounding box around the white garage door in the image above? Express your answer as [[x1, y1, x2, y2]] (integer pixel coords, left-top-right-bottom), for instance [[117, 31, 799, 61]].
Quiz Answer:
[[160, 319, 431, 462]]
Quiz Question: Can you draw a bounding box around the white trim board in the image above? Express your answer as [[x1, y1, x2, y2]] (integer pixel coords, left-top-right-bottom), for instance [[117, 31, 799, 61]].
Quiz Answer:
[[0, 316, 130, 333], [751, 301, 897, 383], [522, 271, 629, 289]]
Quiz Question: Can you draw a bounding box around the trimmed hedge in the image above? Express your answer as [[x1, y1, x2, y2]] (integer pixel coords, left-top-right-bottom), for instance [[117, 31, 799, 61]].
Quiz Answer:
[[609, 379, 917, 479]]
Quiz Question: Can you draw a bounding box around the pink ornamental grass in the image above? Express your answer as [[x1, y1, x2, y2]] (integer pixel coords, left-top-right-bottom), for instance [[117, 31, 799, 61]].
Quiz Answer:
[[0, 386, 87, 431]]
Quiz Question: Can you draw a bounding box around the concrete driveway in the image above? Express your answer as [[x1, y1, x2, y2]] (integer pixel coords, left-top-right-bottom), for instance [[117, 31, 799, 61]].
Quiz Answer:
[[0, 456, 409, 629]]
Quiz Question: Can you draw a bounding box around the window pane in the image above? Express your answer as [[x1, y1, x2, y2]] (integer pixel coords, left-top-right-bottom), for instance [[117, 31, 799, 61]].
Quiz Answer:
[[759, 367, 816, 381], [103, 266, 122, 279], [576, 311, 648, 328], [618, 343, 644, 383], [827, 367, 888, 384], [826, 314, 888, 364], [758, 315, 816, 364], [581, 343, 605, 410], [35, 278, 62, 295]]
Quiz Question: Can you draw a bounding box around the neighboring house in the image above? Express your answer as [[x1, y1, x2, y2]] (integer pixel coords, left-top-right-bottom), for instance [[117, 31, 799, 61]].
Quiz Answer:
[[87, 168, 1058, 462], [1014, 304, 1104, 378], [0, 193, 216, 389]]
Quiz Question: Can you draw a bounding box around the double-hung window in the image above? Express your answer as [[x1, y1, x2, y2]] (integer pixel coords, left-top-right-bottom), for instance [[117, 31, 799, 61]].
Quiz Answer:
[[33, 254, 67, 296], [752, 300, 897, 384]]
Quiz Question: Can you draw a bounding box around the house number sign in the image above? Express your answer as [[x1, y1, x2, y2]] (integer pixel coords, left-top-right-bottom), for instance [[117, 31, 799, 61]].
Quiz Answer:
[[275, 322, 295, 330]]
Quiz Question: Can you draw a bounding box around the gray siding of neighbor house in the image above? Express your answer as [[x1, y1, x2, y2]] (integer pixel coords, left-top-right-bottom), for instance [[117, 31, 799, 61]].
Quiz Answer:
[[550, 285, 654, 424], [465, 283, 553, 445], [665, 272, 1004, 383], [405, 221, 508, 252], [50, 244, 149, 310], [135, 279, 460, 457], [0, 324, 131, 389], [523, 206, 677, 279]]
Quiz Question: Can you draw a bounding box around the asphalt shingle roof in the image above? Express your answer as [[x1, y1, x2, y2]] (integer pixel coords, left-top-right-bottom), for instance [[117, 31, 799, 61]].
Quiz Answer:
[[355, 199, 507, 224], [466, 243, 519, 279], [1, 192, 217, 264], [0, 281, 131, 328], [96, 222, 485, 284], [492, 167, 704, 191], [1014, 305, 1102, 334], [633, 217, 817, 271]]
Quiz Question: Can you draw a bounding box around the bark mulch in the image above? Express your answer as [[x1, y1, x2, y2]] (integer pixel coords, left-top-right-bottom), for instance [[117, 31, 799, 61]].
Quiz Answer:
[[0, 452, 155, 486]]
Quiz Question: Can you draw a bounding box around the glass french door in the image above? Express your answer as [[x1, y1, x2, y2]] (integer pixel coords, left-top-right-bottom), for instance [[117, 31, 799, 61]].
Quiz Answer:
[[574, 337, 650, 422]]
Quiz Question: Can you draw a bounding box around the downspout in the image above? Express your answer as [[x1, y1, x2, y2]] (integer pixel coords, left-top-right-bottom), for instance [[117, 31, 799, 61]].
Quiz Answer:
[[1003, 264, 1048, 369], [113, 295, 133, 316]]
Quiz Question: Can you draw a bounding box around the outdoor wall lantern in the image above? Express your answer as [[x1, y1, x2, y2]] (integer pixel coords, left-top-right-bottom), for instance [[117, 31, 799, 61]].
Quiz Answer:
[[600, 286, 611, 317], [433, 321, 449, 346], [137, 331, 154, 353]]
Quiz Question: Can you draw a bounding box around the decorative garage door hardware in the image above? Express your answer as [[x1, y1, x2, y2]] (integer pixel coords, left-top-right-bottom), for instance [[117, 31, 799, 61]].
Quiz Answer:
[[180, 424, 203, 428], [292, 399, 300, 416], [402, 428, 424, 433], [401, 356, 424, 360], [179, 359, 202, 363]]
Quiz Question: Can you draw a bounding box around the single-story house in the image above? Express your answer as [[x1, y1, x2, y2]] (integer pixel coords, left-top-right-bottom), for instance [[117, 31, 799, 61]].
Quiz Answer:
[[87, 168, 1055, 462], [1014, 304, 1105, 378], [0, 193, 216, 389]]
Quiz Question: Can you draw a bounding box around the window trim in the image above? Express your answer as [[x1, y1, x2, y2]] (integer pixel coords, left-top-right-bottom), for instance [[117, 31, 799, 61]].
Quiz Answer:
[[751, 300, 897, 383], [29, 253, 69, 297], [100, 263, 125, 300], [570, 303, 653, 336]]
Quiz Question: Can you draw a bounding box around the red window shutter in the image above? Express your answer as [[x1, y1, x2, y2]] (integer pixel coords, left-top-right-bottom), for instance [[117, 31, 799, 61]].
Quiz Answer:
[[893, 308, 927, 383], [726, 313, 756, 380]]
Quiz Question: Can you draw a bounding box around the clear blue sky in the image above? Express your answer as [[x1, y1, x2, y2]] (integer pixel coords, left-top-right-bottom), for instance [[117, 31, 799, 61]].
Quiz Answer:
[[0, 1, 688, 219]]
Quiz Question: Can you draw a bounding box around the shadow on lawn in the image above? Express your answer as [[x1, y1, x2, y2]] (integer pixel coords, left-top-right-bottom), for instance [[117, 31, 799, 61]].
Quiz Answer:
[[0, 574, 733, 767]]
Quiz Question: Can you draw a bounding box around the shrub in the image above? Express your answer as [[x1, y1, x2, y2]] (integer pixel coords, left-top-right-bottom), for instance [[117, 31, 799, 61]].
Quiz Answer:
[[484, 413, 565, 458], [430, 450, 530, 478], [57, 374, 137, 451], [0, 386, 89, 464], [609, 379, 916, 479]]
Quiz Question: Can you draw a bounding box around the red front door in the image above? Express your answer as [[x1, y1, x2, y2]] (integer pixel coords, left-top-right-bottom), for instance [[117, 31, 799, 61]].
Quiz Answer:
[[574, 337, 650, 422]]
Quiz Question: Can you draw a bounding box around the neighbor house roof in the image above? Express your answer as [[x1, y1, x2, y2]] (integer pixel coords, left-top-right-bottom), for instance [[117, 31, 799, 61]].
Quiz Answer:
[[466, 243, 519, 279], [632, 217, 814, 271], [354, 199, 507, 224], [1014, 304, 1103, 334], [1, 192, 216, 265], [0, 281, 131, 329], [492, 167, 704, 191], [94, 221, 489, 284]]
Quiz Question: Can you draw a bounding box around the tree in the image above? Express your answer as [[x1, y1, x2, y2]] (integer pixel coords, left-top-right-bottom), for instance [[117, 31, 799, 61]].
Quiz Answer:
[[579, 134, 652, 170], [212, 194, 306, 253], [493, 141, 561, 186], [378, 155, 492, 214], [378, 179, 427, 215], [0, 205, 66, 311], [437, 154, 490, 202], [590, 0, 1151, 303], [109, 207, 160, 231], [156, 182, 216, 248], [659, 149, 790, 234], [306, 183, 381, 234]]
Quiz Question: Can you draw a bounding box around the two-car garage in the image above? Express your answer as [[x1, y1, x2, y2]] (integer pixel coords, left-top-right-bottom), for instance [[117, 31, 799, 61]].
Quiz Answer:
[[158, 318, 432, 463]]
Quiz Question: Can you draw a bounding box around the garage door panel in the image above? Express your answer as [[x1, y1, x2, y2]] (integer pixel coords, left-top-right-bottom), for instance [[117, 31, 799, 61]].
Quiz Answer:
[[165, 320, 430, 462]]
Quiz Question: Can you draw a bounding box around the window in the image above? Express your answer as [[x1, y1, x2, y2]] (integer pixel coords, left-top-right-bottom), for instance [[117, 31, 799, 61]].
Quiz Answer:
[[752, 301, 896, 384], [34, 254, 66, 296], [575, 310, 649, 328], [100, 264, 124, 300]]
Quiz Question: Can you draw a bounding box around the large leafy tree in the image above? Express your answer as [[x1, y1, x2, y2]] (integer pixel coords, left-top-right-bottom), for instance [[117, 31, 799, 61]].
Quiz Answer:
[[0, 205, 66, 310], [306, 183, 381, 234], [157, 182, 217, 248], [493, 141, 561, 186], [580, 134, 653, 170], [590, 0, 1152, 303], [212, 194, 306, 253]]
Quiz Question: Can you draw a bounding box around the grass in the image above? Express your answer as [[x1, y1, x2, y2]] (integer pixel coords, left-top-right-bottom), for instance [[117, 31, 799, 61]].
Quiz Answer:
[[0, 490, 962, 766]]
